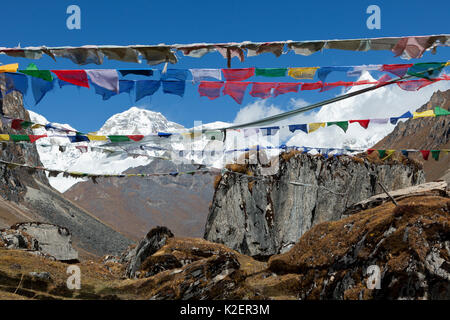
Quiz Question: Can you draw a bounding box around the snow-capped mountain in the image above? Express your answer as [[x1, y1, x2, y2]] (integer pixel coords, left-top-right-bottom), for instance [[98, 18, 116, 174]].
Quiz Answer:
[[28, 107, 188, 192], [97, 107, 184, 135]]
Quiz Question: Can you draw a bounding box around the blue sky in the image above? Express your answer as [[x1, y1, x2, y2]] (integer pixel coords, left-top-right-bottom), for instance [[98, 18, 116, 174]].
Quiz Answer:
[[0, 0, 449, 132]]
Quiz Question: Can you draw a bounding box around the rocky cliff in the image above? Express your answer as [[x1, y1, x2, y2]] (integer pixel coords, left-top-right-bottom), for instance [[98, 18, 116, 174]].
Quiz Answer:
[[204, 153, 425, 258], [0, 85, 132, 257]]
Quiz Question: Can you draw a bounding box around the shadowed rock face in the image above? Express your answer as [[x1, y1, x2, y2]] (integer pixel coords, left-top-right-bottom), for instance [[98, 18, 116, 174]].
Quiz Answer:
[[205, 153, 425, 258], [0, 87, 133, 258]]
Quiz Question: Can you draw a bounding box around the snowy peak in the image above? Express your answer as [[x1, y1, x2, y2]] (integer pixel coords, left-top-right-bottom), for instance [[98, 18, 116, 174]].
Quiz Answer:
[[98, 106, 184, 135]]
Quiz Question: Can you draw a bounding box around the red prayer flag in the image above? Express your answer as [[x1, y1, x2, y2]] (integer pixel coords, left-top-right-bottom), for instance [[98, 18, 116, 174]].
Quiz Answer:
[[51, 70, 90, 88], [320, 81, 353, 92], [198, 81, 224, 100], [381, 64, 413, 77], [11, 119, 23, 130], [397, 79, 436, 91], [301, 81, 323, 91], [29, 134, 47, 143], [127, 135, 144, 142], [273, 83, 300, 97], [420, 150, 430, 160], [223, 81, 250, 104], [250, 82, 276, 99], [222, 68, 255, 81], [349, 119, 370, 129], [367, 149, 376, 155]]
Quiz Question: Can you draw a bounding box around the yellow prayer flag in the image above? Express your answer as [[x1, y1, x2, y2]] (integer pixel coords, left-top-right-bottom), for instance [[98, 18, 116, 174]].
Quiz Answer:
[[413, 110, 436, 119], [287, 67, 319, 80], [446, 61, 450, 67], [0, 63, 19, 73], [382, 150, 396, 160], [0, 134, 10, 141], [308, 122, 325, 133], [87, 134, 108, 141], [31, 124, 44, 129]]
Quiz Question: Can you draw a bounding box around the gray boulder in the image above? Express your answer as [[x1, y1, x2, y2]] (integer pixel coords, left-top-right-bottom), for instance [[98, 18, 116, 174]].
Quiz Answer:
[[125, 226, 174, 278], [11, 222, 78, 262]]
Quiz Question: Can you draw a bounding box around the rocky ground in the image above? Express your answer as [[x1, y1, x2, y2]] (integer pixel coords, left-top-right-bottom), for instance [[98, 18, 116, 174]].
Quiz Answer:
[[0, 188, 448, 300]]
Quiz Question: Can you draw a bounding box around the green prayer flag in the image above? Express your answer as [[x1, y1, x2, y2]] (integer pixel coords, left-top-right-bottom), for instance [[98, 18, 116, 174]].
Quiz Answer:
[[20, 121, 33, 129], [11, 135, 30, 142], [406, 62, 446, 79], [377, 150, 386, 158], [19, 63, 53, 82], [434, 106, 450, 116], [255, 68, 287, 77], [431, 150, 440, 161], [327, 121, 349, 133], [108, 135, 131, 142]]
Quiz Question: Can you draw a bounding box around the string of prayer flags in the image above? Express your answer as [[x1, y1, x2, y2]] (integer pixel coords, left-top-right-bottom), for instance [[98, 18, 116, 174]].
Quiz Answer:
[[1, 35, 447, 66]]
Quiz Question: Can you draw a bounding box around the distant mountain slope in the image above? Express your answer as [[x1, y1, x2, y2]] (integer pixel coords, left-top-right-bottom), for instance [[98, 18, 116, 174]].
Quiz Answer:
[[373, 89, 450, 182], [64, 159, 214, 240]]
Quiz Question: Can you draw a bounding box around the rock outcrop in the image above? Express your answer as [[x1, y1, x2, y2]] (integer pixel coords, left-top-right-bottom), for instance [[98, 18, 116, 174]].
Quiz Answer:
[[205, 153, 425, 258], [12, 223, 78, 262], [0, 222, 78, 262], [267, 195, 450, 299], [124, 226, 174, 278]]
